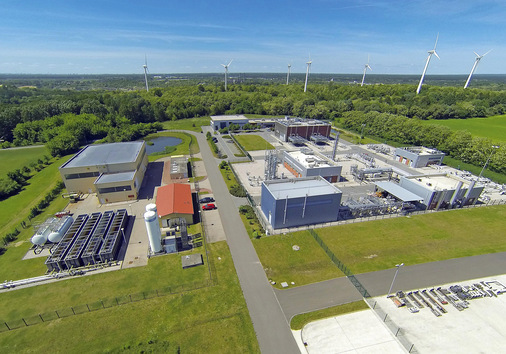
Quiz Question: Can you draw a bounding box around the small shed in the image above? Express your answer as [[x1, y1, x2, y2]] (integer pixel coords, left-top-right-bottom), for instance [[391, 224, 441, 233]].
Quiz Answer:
[[156, 183, 194, 226]]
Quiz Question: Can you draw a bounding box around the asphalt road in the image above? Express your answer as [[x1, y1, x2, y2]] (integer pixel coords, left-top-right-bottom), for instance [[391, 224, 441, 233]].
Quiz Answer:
[[189, 131, 300, 354], [275, 251, 506, 321]]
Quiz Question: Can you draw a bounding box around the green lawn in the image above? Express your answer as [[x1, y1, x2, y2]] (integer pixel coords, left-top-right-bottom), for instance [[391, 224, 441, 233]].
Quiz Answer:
[[252, 232, 344, 289], [0, 146, 49, 176], [161, 117, 211, 132], [0, 242, 260, 354], [145, 132, 199, 162], [317, 205, 506, 274], [290, 301, 368, 330], [233, 134, 275, 151], [0, 154, 72, 237], [422, 115, 506, 143]]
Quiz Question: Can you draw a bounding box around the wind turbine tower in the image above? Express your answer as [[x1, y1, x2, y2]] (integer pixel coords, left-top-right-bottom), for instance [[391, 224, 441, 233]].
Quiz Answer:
[[143, 55, 149, 92], [221, 60, 233, 91], [361, 55, 372, 87], [464, 50, 491, 89], [304, 55, 312, 93], [416, 34, 440, 94], [286, 64, 291, 85]]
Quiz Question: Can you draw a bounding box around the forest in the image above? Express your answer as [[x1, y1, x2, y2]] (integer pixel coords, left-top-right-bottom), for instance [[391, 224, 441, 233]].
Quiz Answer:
[[0, 81, 504, 175]]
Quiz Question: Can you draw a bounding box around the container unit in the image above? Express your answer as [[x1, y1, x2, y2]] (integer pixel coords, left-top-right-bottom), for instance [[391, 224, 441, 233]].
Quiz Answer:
[[81, 210, 115, 265], [45, 214, 88, 272], [64, 212, 102, 269], [98, 209, 127, 263]]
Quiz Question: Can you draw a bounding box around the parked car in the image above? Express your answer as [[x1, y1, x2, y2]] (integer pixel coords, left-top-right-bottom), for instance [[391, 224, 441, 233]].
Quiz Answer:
[[202, 203, 216, 210], [199, 197, 215, 203], [212, 137, 218, 143]]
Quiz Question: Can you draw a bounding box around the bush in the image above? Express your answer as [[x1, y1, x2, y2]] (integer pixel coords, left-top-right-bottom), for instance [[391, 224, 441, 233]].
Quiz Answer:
[[230, 184, 246, 197]]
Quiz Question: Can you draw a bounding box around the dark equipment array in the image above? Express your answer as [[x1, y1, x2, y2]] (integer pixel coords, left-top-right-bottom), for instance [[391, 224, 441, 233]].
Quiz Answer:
[[45, 209, 128, 272], [391, 280, 506, 318]]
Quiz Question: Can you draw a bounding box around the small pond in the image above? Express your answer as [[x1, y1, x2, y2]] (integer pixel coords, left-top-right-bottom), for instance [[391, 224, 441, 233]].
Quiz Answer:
[[144, 136, 182, 154]]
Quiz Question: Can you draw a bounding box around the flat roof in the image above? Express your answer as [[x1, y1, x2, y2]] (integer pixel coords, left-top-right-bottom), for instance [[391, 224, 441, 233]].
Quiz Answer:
[[94, 171, 136, 185], [285, 150, 334, 169], [210, 115, 248, 122], [156, 183, 193, 217], [375, 181, 423, 202], [276, 117, 330, 127], [264, 177, 342, 199], [405, 174, 471, 191], [396, 146, 444, 156], [62, 141, 144, 169]]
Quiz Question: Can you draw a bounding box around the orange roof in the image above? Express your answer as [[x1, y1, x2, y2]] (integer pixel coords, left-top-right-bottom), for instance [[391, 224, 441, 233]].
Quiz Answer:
[[156, 183, 193, 217]]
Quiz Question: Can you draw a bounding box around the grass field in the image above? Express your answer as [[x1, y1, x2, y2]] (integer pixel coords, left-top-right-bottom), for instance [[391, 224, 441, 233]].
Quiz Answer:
[[161, 117, 210, 132], [252, 206, 506, 288], [290, 301, 368, 330], [317, 205, 506, 274], [422, 115, 506, 143], [252, 232, 344, 289], [0, 154, 72, 237], [0, 242, 260, 353], [0, 146, 49, 176], [233, 134, 275, 151]]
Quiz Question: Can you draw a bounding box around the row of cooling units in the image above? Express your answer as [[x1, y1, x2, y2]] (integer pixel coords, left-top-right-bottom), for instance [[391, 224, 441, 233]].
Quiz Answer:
[[45, 209, 128, 272]]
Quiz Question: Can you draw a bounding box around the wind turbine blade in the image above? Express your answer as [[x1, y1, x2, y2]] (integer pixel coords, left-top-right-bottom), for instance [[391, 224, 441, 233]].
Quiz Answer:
[[434, 51, 440, 60], [228, 59, 233, 67], [483, 49, 492, 57], [145, 54, 148, 66], [221, 64, 226, 68], [433, 33, 439, 50], [367, 54, 370, 65], [473, 51, 480, 58], [368, 65, 372, 71]]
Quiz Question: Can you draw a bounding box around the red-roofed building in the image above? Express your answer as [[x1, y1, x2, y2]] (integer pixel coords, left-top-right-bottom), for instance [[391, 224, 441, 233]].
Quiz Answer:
[[156, 183, 194, 226]]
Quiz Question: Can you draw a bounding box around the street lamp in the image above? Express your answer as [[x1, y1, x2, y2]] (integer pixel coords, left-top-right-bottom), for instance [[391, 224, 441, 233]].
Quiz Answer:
[[120, 227, 127, 245], [387, 263, 404, 298], [478, 145, 500, 179]]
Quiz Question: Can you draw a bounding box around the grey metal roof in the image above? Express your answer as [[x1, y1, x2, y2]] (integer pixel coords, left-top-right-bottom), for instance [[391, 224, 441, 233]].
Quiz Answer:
[[375, 181, 423, 202], [264, 177, 342, 200], [94, 171, 136, 185], [62, 142, 144, 168]]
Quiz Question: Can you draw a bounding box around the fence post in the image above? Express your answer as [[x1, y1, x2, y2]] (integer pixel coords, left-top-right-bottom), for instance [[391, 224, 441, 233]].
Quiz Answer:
[[383, 313, 388, 322], [395, 328, 400, 336], [409, 344, 415, 352], [71, 307, 75, 315], [22, 318, 28, 326], [101, 300, 105, 309], [115, 297, 119, 305], [86, 304, 90, 312], [39, 314, 44, 322], [55, 310, 60, 318], [373, 301, 377, 309], [4, 322, 10, 330]]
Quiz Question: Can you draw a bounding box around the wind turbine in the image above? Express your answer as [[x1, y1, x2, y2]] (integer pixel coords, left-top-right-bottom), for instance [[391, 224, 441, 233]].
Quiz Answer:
[[143, 55, 149, 92], [416, 33, 440, 94], [286, 64, 291, 85], [464, 50, 491, 89], [304, 55, 312, 93], [361, 55, 372, 87], [221, 60, 233, 91]]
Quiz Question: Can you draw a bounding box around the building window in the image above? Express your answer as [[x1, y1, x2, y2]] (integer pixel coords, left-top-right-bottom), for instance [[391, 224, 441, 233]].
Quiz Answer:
[[65, 171, 100, 179], [98, 185, 132, 194]]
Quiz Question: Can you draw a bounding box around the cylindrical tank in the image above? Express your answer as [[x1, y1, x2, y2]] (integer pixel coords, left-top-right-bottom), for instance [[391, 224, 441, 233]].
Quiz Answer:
[[146, 203, 157, 214], [144, 211, 162, 253], [48, 215, 74, 243], [31, 227, 50, 246]]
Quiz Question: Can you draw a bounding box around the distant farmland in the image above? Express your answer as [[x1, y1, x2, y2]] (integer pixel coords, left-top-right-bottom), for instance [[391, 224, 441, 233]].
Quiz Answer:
[[422, 115, 506, 143]]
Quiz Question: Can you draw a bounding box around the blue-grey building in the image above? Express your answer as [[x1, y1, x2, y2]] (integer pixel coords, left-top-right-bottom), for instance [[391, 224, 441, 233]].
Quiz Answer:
[[261, 176, 342, 229], [394, 146, 445, 168]]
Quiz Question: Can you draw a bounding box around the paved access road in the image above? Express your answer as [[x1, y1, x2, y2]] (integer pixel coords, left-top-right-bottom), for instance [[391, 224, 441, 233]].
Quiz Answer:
[[275, 251, 506, 321], [188, 131, 300, 354]]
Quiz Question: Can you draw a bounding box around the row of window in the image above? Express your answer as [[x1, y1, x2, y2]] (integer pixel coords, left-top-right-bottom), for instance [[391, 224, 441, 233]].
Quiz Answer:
[[97, 185, 132, 194], [64, 171, 100, 180]]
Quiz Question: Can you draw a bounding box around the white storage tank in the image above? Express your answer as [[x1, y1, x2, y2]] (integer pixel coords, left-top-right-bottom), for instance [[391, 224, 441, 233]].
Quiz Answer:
[[146, 203, 157, 215], [47, 215, 74, 243], [144, 210, 162, 253], [31, 226, 51, 246]]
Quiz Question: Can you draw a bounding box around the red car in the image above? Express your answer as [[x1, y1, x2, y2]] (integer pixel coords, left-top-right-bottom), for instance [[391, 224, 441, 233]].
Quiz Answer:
[[202, 203, 216, 210]]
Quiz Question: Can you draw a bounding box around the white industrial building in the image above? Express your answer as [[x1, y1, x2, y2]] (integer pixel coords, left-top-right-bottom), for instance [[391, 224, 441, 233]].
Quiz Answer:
[[211, 115, 249, 131], [399, 174, 484, 209], [394, 147, 445, 168], [283, 149, 342, 182]]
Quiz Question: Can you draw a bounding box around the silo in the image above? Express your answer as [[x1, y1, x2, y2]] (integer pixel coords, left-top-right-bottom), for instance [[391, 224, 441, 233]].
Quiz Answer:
[[144, 210, 162, 253], [146, 203, 157, 214]]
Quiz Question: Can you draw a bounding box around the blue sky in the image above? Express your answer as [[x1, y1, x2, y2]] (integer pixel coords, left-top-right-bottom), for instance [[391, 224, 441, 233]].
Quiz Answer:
[[1, 0, 505, 75]]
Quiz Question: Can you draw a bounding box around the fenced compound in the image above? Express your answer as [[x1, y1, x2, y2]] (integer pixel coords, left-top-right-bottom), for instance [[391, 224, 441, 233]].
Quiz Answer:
[[0, 280, 213, 333]]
